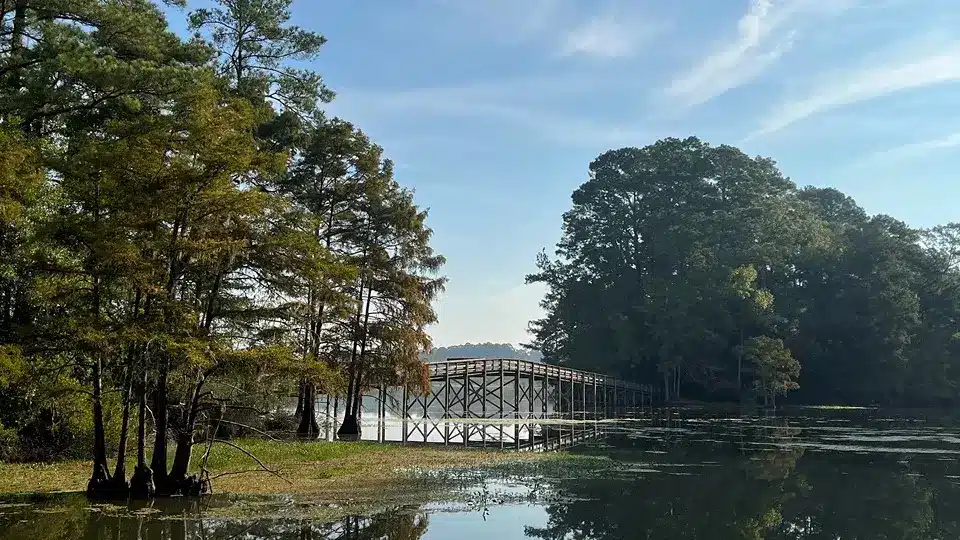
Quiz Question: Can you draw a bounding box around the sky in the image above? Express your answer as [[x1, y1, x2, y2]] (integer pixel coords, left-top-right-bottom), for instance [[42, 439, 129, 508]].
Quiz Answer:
[[168, 0, 960, 348]]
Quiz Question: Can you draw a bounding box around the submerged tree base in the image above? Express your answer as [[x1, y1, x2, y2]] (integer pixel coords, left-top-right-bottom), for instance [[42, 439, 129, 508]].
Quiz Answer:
[[129, 465, 155, 499], [85, 465, 130, 500], [158, 474, 208, 497], [87, 468, 208, 501]]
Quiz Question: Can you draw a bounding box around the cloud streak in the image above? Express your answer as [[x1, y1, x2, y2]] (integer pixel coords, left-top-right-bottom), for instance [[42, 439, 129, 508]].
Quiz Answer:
[[751, 39, 960, 138], [433, 0, 659, 59], [559, 10, 660, 59], [329, 76, 649, 148], [850, 132, 960, 171], [665, 0, 852, 108]]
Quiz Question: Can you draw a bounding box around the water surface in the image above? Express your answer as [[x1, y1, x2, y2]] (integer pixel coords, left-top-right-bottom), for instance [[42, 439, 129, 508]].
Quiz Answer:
[[4, 406, 960, 539]]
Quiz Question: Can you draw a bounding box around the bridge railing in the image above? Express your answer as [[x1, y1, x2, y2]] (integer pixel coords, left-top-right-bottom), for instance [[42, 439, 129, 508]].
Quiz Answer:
[[429, 357, 654, 393]]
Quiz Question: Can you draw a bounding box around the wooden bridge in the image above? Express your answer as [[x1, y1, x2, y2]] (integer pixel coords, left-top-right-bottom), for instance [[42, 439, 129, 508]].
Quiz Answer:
[[321, 358, 659, 448]]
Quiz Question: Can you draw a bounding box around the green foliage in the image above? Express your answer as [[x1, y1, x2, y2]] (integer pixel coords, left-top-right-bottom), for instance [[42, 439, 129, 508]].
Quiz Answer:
[[188, 0, 334, 116], [531, 137, 960, 406], [743, 336, 800, 403], [0, 0, 443, 489], [0, 422, 17, 462]]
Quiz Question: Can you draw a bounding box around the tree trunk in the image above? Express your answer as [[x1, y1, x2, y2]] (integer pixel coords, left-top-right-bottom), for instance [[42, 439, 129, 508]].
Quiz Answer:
[[663, 371, 671, 402], [111, 365, 134, 491], [7, 0, 27, 91], [168, 372, 207, 495], [338, 371, 363, 441], [150, 357, 169, 491], [341, 270, 368, 423], [339, 284, 373, 441], [338, 374, 362, 441], [294, 379, 305, 419], [86, 356, 112, 497], [130, 367, 154, 498], [351, 372, 363, 419], [296, 381, 320, 438], [10, 1, 26, 53]]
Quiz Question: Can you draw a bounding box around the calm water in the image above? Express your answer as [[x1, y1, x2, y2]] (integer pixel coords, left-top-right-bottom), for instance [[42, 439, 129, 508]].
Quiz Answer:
[[5, 406, 960, 539]]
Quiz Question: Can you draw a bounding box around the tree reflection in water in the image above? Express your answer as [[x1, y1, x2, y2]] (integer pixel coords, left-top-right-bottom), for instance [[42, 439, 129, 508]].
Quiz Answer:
[[525, 416, 960, 540], [6, 410, 960, 540], [0, 496, 429, 540]]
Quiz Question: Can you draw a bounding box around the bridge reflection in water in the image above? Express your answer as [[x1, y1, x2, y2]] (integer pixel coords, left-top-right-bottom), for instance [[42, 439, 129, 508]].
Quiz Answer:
[[315, 358, 659, 449]]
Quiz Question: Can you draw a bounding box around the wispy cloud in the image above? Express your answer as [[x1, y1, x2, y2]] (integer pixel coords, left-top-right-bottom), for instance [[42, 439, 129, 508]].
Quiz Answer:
[[665, 0, 852, 108], [893, 133, 960, 156], [849, 131, 960, 170], [432, 0, 661, 59], [558, 10, 660, 59], [330, 80, 648, 149], [751, 36, 960, 138]]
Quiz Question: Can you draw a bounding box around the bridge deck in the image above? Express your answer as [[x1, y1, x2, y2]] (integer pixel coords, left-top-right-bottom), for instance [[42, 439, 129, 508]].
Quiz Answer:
[[430, 357, 652, 393], [316, 357, 660, 446]]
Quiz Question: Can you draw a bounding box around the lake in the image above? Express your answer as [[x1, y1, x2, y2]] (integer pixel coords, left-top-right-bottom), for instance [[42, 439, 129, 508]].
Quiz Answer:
[[4, 405, 960, 539]]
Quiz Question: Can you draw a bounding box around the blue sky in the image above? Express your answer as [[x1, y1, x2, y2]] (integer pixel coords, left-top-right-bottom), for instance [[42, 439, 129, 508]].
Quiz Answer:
[[169, 0, 960, 347]]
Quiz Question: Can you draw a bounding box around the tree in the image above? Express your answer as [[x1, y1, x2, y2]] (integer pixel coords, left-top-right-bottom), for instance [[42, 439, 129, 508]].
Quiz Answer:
[[188, 0, 334, 118], [528, 137, 818, 401], [529, 136, 960, 407], [335, 160, 446, 439], [728, 265, 775, 397], [279, 118, 369, 438], [742, 336, 800, 407], [0, 0, 444, 498]]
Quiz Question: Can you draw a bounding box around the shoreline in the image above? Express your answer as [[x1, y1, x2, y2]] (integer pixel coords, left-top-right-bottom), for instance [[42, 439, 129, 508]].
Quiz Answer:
[[0, 439, 558, 498]]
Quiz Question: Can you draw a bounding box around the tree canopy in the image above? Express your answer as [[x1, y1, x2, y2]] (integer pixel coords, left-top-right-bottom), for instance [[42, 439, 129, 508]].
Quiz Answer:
[[529, 136, 960, 407], [0, 0, 443, 497]]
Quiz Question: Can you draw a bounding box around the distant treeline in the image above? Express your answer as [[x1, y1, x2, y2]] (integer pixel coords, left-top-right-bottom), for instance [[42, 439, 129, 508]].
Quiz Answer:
[[529, 137, 960, 407], [423, 343, 543, 363]]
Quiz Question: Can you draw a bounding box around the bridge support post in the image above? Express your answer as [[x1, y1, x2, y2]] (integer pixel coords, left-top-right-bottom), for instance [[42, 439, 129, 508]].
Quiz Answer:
[[443, 370, 450, 445], [593, 379, 598, 420], [463, 368, 469, 446], [602, 379, 608, 417], [425, 384, 431, 442], [558, 372, 563, 420], [499, 360, 505, 448], [541, 369, 548, 421], [514, 361, 521, 449], [581, 378, 587, 422], [528, 365, 535, 443], [402, 386, 408, 444], [614, 380, 620, 418], [377, 386, 384, 442], [481, 361, 487, 448]]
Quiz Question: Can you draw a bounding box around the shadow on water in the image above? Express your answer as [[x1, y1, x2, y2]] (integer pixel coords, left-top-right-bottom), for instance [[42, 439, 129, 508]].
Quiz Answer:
[[7, 406, 960, 539]]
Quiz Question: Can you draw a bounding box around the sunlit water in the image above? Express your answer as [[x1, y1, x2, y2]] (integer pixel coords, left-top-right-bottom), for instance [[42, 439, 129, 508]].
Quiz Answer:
[[6, 406, 960, 539]]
